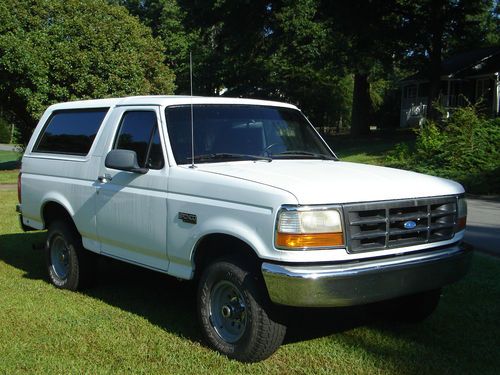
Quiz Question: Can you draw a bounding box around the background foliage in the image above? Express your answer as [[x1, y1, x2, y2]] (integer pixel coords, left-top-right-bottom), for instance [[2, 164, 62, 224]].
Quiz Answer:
[[0, 0, 498, 192], [0, 0, 175, 143], [387, 105, 500, 194]]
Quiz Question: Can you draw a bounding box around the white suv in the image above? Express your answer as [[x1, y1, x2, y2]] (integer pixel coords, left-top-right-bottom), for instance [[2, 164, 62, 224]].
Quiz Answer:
[[17, 96, 471, 362]]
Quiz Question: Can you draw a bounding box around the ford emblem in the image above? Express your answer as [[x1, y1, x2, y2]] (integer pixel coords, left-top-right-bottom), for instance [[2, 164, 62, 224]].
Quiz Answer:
[[404, 220, 417, 229]]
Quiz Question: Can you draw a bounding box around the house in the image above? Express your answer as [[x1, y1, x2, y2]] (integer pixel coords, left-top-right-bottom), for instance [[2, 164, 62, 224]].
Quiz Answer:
[[400, 46, 500, 127]]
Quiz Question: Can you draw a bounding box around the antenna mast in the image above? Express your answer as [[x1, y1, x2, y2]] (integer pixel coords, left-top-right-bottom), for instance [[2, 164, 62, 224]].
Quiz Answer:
[[189, 52, 195, 169]]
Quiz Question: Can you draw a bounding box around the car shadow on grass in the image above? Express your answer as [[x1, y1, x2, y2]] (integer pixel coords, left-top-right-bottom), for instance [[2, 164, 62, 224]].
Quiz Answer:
[[0, 160, 21, 170], [0, 231, 381, 347]]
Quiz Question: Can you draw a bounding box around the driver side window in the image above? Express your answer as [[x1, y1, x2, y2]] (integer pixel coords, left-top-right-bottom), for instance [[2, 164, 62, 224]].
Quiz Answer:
[[114, 111, 165, 169]]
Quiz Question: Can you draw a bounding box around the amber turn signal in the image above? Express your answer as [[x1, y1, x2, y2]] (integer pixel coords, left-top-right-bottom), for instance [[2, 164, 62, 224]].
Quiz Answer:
[[457, 216, 467, 231], [276, 232, 344, 249]]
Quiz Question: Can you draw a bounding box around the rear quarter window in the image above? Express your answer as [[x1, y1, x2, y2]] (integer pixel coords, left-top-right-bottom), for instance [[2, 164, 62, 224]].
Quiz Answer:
[[34, 108, 109, 155]]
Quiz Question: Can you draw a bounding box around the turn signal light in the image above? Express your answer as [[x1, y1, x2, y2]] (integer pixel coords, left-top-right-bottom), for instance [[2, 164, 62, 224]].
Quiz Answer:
[[276, 232, 344, 248]]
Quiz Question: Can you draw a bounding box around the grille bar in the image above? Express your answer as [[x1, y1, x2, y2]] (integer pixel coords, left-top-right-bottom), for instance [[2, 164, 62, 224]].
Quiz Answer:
[[343, 196, 458, 253]]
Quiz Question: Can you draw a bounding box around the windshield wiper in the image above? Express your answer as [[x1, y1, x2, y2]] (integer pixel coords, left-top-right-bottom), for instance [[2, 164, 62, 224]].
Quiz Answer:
[[274, 151, 337, 160], [188, 153, 272, 162]]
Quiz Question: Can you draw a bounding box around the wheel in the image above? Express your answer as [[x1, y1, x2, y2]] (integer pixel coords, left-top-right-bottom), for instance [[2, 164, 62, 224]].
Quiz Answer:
[[197, 257, 286, 362], [45, 220, 92, 290], [381, 289, 442, 323]]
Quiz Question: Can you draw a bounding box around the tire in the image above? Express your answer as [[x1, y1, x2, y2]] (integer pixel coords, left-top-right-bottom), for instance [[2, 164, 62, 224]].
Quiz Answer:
[[383, 289, 442, 323], [197, 257, 286, 362], [45, 220, 92, 291]]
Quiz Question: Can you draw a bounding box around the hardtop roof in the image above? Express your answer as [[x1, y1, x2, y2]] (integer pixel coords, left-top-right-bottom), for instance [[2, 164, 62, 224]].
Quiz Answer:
[[46, 95, 298, 111]]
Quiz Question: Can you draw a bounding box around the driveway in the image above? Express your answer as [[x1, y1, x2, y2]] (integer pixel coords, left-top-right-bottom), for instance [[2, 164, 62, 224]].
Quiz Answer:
[[465, 197, 500, 257], [0, 144, 16, 151]]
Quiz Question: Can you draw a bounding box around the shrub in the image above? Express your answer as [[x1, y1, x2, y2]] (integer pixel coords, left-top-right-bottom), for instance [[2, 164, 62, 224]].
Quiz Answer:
[[386, 105, 500, 194]]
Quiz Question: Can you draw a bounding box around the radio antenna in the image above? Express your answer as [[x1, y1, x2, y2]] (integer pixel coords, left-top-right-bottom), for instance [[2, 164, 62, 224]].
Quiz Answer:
[[189, 52, 196, 169]]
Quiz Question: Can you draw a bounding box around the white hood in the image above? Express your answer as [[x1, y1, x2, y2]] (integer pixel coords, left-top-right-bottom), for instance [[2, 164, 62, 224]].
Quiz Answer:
[[195, 160, 464, 204]]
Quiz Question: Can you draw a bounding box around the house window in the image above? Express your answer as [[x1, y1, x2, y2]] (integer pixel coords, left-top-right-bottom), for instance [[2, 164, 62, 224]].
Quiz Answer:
[[448, 81, 466, 107], [476, 78, 492, 100], [403, 85, 417, 99]]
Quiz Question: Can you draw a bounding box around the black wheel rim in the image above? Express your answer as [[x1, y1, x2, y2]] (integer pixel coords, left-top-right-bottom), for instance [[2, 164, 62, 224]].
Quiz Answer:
[[209, 280, 247, 343]]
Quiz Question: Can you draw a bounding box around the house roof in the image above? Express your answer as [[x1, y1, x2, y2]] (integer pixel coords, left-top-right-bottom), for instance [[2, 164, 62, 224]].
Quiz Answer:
[[402, 46, 500, 82]]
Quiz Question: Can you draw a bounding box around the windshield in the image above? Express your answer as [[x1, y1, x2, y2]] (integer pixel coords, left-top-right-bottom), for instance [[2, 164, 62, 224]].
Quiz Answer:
[[165, 104, 335, 164]]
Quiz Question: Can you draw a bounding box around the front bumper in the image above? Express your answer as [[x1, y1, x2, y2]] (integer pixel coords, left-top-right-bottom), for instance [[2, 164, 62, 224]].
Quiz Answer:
[[261, 242, 472, 307]]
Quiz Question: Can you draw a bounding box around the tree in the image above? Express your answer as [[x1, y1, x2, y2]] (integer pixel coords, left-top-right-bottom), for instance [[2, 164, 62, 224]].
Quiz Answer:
[[114, 0, 195, 93], [0, 0, 175, 143], [400, 0, 497, 119], [268, 0, 353, 129], [319, 0, 406, 135]]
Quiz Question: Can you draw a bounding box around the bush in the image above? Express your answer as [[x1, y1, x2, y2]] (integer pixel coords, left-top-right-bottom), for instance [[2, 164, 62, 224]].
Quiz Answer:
[[386, 105, 500, 194]]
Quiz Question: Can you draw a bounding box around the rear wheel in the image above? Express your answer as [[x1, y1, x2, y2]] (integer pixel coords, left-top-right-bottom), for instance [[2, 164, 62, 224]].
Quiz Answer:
[[45, 220, 92, 290], [197, 257, 286, 362]]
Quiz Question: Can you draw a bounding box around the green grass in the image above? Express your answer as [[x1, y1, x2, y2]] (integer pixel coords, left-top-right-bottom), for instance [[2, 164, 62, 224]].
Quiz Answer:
[[0, 150, 20, 184], [0, 190, 499, 374], [0, 170, 18, 184], [325, 132, 415, 165]]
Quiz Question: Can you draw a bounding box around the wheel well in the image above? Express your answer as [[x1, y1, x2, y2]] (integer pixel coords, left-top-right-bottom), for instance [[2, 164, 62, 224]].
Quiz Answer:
[[193, 234, 260, 279], [42, 202, 76, 231]]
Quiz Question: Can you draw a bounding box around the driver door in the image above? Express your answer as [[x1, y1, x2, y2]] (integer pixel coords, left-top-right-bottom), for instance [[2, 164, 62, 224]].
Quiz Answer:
[[95, 106, 169, 271]]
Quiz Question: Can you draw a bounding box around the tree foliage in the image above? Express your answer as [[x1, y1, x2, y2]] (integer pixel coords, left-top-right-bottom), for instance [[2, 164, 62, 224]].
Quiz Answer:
[[1, 0, 498, 141], [113, 0, 194, 93], [0, 0, 175, 142]]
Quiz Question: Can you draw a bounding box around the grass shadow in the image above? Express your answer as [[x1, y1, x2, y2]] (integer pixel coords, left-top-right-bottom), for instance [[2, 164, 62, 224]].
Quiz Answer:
[[0, 231, 377, 347], [282, 304, 377, 344], [0, 160, 21, 170], [0, 231, 201, 343]]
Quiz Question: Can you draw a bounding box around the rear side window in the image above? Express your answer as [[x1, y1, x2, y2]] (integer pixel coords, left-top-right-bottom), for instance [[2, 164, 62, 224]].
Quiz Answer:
[[34, 108, 108, 155], [114, 111, 164, 169]]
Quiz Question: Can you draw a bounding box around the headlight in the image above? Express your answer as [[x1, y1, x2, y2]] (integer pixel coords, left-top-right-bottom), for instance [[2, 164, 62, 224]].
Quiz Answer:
[[276, 207, 344, 249], [457, 196, 467, 231]]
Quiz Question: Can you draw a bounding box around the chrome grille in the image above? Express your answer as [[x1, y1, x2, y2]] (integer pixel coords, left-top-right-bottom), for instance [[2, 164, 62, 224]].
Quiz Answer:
[[343, 196, 458, 253]]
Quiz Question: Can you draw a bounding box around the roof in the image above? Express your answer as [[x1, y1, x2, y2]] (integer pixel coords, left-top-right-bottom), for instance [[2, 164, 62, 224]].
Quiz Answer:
[[47, 95, 299, 111], [402, 46, 500, 82]]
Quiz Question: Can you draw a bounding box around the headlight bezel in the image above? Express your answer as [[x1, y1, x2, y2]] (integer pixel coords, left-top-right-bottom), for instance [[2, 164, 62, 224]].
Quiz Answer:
[[275, 205, 345, 250]]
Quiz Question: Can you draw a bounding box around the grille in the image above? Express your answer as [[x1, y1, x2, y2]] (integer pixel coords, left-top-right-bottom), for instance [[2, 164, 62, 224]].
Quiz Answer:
[[343, 196, 458, 253]]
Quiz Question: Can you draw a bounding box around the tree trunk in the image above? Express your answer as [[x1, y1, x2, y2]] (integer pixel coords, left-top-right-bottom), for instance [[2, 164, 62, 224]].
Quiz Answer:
[[427, 0, 445, 121], [350, 72, 372, 136]]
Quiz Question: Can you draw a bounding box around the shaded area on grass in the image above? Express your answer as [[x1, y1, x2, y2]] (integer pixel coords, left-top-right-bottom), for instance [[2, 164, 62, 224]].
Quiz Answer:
[[0, 231, 374, 347], [1, 193, 500, 373], [0, 231, 201, 343], [0, 150, 21, 184]]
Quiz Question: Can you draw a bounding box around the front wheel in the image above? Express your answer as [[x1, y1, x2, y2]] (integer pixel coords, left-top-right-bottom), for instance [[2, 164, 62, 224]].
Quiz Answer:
[[197, 258, 286, 362]]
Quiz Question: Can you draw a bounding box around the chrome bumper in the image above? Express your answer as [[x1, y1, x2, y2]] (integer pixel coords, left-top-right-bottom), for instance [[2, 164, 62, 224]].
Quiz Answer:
[[261, 243, 472, 307]]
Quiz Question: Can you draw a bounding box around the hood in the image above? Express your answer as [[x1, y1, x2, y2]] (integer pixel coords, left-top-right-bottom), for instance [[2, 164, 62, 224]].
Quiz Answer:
[[194, 160, 464, 204]]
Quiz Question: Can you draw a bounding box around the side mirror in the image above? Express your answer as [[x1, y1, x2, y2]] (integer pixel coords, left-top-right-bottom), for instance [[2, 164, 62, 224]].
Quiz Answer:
[[105, 149, 149, 174]]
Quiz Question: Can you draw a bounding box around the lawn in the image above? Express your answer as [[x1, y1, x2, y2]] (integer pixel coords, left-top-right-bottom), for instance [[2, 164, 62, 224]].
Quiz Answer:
[[0, 150, 21, 185], [325, 131, 416, 165], [0, 189, 499, 374]]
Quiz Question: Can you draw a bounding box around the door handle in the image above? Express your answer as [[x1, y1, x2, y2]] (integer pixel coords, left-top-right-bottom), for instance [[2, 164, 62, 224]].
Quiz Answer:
[[97, 174, 112, 183]]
